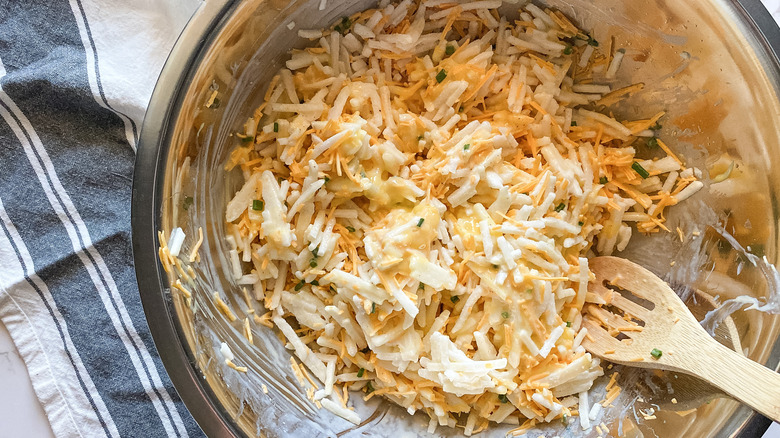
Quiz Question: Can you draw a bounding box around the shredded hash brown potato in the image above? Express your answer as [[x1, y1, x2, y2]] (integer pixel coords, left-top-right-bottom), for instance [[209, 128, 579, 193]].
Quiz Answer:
[[221, 0, 701, 433]]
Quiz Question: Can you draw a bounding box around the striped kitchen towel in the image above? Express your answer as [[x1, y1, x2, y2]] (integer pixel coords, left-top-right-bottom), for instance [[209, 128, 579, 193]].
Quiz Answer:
[[0, 0, 204, 436]]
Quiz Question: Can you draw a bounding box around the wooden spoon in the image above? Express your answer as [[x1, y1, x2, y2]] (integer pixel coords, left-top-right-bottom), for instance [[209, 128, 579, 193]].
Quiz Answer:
[[581, 256, 780, 423]]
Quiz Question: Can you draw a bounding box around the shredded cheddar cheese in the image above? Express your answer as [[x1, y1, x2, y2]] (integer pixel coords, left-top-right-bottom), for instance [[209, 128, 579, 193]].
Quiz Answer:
[[217, 0, 701, 433]]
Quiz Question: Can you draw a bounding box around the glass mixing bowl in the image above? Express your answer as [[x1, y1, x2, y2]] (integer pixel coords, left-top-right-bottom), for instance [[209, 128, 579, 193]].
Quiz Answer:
[[132, 0, 780, 436]]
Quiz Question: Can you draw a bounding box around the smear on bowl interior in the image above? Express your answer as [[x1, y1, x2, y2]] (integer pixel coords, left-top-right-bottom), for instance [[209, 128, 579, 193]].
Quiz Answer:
[[220, 0, 701, 434]]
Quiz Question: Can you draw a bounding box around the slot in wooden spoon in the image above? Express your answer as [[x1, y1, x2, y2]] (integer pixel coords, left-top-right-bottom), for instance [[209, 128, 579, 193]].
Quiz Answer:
[[581, 256, 780, 423]]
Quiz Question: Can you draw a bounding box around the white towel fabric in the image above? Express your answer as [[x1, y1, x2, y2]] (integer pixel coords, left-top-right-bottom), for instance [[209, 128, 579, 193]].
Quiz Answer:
[[0, 0, 201, 437]]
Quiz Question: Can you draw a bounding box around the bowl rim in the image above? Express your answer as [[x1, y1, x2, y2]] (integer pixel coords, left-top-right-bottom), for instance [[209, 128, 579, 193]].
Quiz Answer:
[[131, 0, 780, 436]]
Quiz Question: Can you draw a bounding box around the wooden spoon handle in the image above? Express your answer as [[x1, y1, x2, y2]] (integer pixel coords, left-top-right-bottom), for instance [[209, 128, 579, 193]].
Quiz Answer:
[[697, 340, 780, 422]]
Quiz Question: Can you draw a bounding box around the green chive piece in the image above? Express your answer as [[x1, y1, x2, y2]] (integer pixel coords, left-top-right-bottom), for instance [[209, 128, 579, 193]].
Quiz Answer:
[[436, 69, 447, 83], [417, 218, 425, 227], [294, 280, 305, 291], [555, 203, 566, 212], [417, 134, 425, 141], [458, 105, 464, 112], [498, 394, 509, 403], [312, 246, 319, 257], [463, 143, 470, 151], [492, 264, 499, 269], [632, 162, 650, 179], [252, 200, 264, 211], [240, 135, 254, 144], [570, 121, 577, 126], [361, 170, 367, 178], [419, 283, 425, 290], [357, 368, 365, 378], [647, 137, 659, 148], [501, 311, 510, 319], [211, 97, 221, 108], [587, 36, 599, 46], [578, 221, 584, 226], [451, 295, 460, 303], [650, 348, 663, 359], [310, 259, 318, 268], [750, 244, 765, 257], [366, 381, 374, 393], [182, 196, 194, 211], [599, 176, 608, 184], [346, 226, 356, 233], [566, 321, 572, 327], [310, 280, 319, 286], [563, 46, 572, 55], [650, 122, 662, 131], [323, 176, 330, 183], [273, 122, 279, 133], [371, 302, 376, 314], [445, 45, 455, 55]]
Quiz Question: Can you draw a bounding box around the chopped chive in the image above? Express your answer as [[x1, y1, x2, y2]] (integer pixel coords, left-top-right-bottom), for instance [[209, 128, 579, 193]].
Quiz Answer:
[[599, 176, 608, 184], [570, 121, 577, 126], [371, 302, 376, 314], [417, 134, 425, 141], [632, 162, 650, 179], [436, 69, 447, 83], [578, 221, 584, 226], [211, 97, 221, 108], [417, 218, 425, 227], [650, 348, 663, 359], [498, 394, 509, 403], [555, 203, 566, 212], [463, 143, 470, 151], [357, 368, 365, 378], [458, 105, 464, 112], [323, 176, 330, 183], [750, 244, 765, 257], [252, 200, 264, 211], [492, 264, 499, 269], [294, 280, 305, 291], [310, 259, 318, 268], [240, 135, 254, 144], [451, 295, 460, 303], [563, 45, 572, 55], [273, 122, 279, 133], [312, 246, 319, 257], [182, 196, 194, 211], [365, 381, 374, 393], [526, 289, 533, 294], [566, 321, 572, 327], [346, 226, 356, 232], [587, 36, 599, 46], [310, 280, 319, 286], [419, 283, 426, 290], [650, 122, 662, 131], [501, 311, 510, 319], [445, 45, 455, 55], [647, 137, 659, 148], [361, 170, 367, 178]]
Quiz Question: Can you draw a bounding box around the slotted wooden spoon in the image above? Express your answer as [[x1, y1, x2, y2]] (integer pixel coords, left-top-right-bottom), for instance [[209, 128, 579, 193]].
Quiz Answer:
[[581, 256, 780, 423]]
